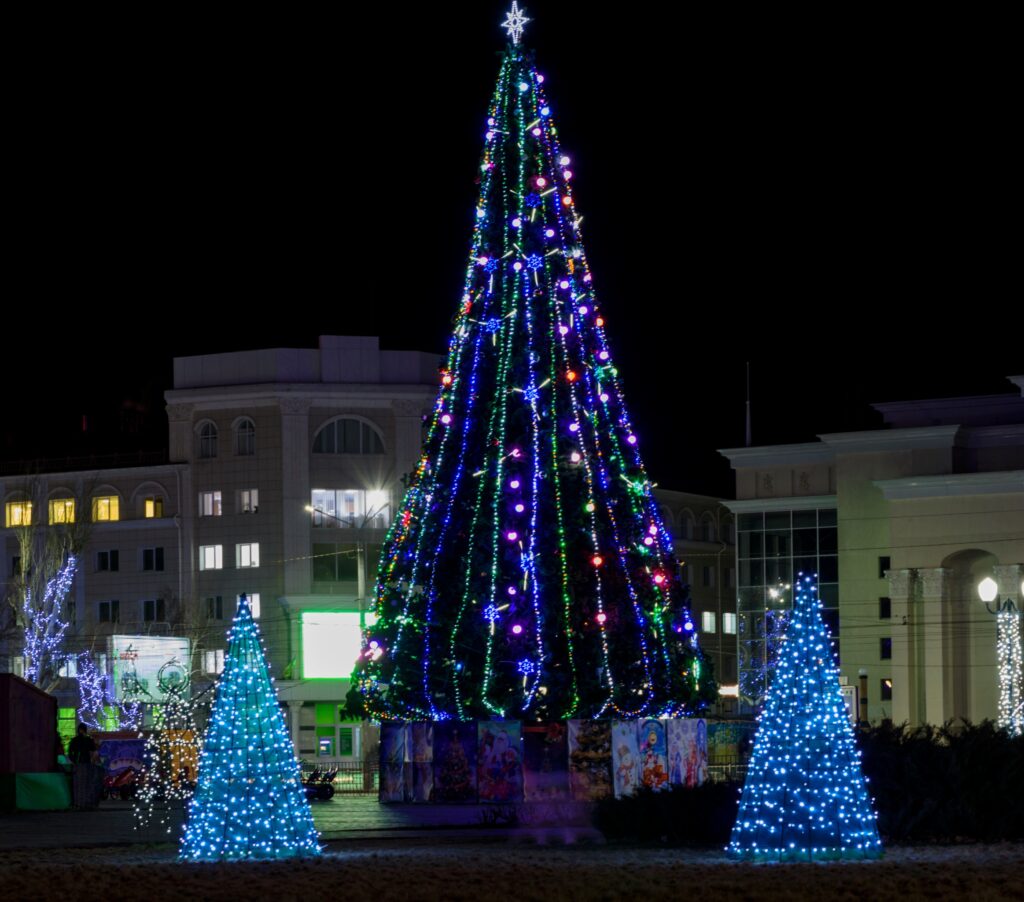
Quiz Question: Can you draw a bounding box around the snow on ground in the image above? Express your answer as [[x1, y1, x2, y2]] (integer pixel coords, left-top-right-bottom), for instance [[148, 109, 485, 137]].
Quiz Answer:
[[0, 841, 1022, 901]]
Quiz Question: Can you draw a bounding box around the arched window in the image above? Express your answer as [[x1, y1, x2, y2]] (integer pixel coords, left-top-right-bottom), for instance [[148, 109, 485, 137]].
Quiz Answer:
[[702, 516, 716, 543], [235, 418, 255, 456], [198, 422, 218, 459], [312, 418, 384, 455]]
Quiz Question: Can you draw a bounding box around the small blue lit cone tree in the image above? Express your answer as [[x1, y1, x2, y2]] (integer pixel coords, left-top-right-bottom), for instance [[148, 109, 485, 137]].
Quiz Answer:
[[728, 574, 882, 861], [179, 596, 320, 861]]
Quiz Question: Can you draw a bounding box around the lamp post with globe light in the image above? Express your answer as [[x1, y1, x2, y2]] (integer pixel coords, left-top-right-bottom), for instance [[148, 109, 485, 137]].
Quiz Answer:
[[977, 575, 1023, 737]]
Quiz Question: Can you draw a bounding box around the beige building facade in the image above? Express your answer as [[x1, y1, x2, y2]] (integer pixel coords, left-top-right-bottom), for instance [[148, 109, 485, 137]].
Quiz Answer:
[[720, 377, 1024, 725]]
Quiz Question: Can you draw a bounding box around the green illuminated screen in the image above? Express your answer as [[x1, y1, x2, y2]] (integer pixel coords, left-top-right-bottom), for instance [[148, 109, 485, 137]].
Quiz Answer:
[[302, 611, 362, 679]]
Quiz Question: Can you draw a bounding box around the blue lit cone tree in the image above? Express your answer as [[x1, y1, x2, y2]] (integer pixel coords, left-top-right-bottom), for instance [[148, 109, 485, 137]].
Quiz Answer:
[[180, 596, 320, 861], [352, 10, 714, 722], [728, 574, 882, 861]]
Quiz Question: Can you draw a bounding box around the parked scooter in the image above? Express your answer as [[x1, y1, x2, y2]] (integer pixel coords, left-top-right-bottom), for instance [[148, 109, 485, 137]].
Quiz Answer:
[[102, 766, 140, 800], [302, 766, 338, 801]]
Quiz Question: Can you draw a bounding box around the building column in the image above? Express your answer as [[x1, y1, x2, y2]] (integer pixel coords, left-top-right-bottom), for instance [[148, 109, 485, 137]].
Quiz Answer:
[[888, 568, 915, 725], [920, 568, 953, 726], [286, 701, 303, 756]]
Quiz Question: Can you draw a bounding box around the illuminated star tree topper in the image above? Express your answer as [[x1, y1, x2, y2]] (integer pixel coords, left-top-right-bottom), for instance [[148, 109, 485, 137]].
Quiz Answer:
[[502, 2, 530, 45]]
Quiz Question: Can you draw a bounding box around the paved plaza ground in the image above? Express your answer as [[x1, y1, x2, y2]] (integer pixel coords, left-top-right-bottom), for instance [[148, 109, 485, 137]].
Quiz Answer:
[[1, 798, 1022, 900]]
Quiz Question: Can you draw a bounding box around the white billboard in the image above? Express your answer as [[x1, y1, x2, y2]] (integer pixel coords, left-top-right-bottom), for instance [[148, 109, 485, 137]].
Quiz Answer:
[[109, 635, 192, 703]]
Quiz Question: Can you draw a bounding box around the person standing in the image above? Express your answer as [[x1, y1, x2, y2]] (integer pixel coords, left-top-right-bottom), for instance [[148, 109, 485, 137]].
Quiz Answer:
[[68, 723, 98, 809]]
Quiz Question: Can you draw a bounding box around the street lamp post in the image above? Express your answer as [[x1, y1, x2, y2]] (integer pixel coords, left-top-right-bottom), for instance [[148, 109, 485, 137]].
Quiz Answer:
[[977, 576, 1023, 737]]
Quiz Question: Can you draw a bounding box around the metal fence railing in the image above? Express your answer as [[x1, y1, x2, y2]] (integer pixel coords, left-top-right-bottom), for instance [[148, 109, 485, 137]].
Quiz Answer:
[[300, 761, 379, 794], [706, 756, 749, 783]]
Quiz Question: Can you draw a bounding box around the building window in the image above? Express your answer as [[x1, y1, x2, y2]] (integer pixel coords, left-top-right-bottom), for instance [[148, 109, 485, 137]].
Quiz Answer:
[[879, 597, 891, 619], [878, 556, 891, 579], [703, 519, 715, 542], [199, 491, 222, 517], [310, 489, 390, 529], [702, 566, 715, 588], [92, 495, 120, 522], [144, 497, 164, 519], [312, 418, 385, 455], [67, 600, 76, 623], [238, 593, 261, 618], [5, 501, 33, 528], [96, 550, 119, 572], [59, 658, 78, 678], [239, 489, 259, 514], [98, 600, 120, 623], [143, 598, 166, 622], [880, 678, 893, 702], [203, 649, 225, 674], [880, 637, 892, 660], [701, 611, 716, 633], [723, 612, 737, 634], [235, 418, 256, 456], [142, 547, 165, 572], [313, 543, 360, 583], [199, 545, 223, 571], [206, 596, 224, 620], [48, 499, 75, 524], [236, 543, 260, 568], [727, 568, 735, 588], [198, 422, 218, 459]]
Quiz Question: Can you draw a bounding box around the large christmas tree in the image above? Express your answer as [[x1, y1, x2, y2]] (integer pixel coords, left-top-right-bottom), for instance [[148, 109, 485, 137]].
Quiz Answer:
[[728, 574, 882, 861], [180, 596, 320, 861], [354, 6, 713, 722]]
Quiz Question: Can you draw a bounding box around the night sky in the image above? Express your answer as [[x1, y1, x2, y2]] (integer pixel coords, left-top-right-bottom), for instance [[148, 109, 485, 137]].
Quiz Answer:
[[8, 3, 1016, 496]]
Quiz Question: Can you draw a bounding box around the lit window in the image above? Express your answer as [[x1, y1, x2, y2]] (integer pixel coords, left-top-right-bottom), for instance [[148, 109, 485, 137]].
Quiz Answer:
[[701, 611, 716, 633], [198, 422, 218, 459], [723, 612, 737, 634], [144, 497, 164, 518], [238, 593, 261, 618], [880, 678, 893, 701], [199, 491, 222, 517], [302, 611, 363, 678], [92, 496, 120, 522], [49, 499, 75, 524], [235, 418, 255, 456], [143, 599, 166, 622], [312, 418, 384, 455], [5, 502, 32, 527], [203, 649, 225, 674], [199, 545, 223, 571], [239, 489, 259, 514], [59, 658, 79, 678], [236, 543, 260, 568], [310, 489, 390, 528]]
